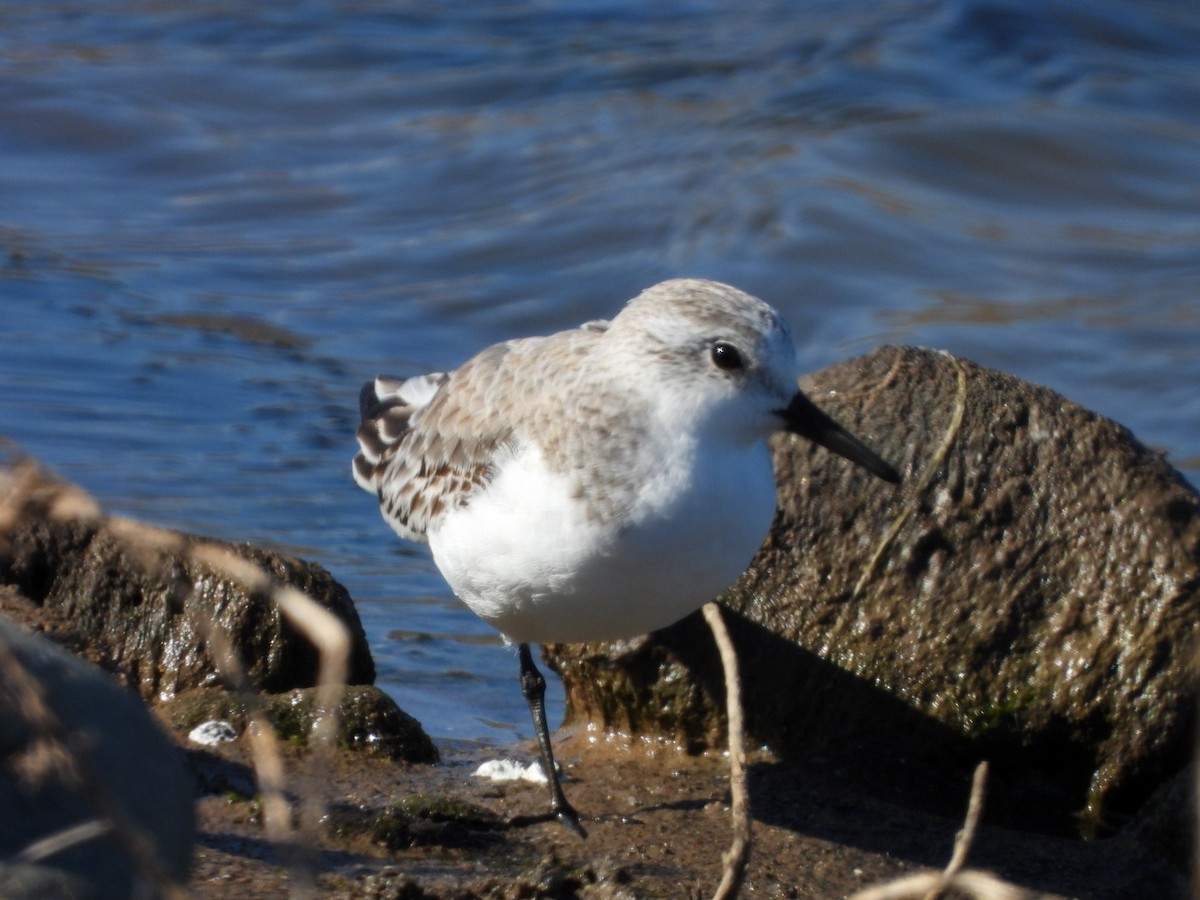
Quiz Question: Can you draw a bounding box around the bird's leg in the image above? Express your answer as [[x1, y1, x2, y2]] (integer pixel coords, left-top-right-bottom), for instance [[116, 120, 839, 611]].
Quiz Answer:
[[518, 642, 587, 838]]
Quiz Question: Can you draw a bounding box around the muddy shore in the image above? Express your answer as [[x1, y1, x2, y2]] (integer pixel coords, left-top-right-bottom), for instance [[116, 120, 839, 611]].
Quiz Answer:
[[182, 719, 1187, 898], [2, 576, 1184, 899]]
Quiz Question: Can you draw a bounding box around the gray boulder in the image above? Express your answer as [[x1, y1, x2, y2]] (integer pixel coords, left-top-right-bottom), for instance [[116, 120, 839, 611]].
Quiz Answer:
[[547, 346, 1199, 834], [0, 615, 194, 898]]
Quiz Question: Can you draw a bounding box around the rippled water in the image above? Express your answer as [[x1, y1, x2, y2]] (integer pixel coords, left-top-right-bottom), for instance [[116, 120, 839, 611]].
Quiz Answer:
[[2, 1, 1198, 744]]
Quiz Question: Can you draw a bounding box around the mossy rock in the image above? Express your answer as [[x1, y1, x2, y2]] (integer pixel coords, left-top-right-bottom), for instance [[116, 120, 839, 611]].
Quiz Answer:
[[547, 346, 1200, 837], [165, 684, 438, 763], [328, 794, 500, 851]]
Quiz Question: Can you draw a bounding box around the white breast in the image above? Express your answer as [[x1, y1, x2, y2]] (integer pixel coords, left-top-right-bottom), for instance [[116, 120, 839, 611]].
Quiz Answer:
[[428, 436, 778, 645]]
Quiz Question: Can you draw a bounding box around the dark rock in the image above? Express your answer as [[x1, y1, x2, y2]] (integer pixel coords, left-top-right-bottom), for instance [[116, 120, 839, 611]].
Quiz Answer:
[[329, 684, 439, 762], [0, 615, 193, 898], [0, 508, 375, 700], [327, 794, 502, 853], [547, 346, 1199, 835], [390, 793, 501, 826], [162, 684, 438, 763]]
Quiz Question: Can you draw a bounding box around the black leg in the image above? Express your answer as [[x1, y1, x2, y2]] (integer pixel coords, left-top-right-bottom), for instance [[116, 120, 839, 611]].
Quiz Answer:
[[518, 643, 586, 838]]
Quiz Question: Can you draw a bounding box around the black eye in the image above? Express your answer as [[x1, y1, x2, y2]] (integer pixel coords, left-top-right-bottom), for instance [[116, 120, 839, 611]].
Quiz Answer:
[[710, 341, 744, 371]]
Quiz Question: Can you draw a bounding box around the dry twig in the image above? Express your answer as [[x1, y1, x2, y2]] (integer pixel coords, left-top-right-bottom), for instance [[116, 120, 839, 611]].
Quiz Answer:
[[702, 601, 752, 900], [850, 761, 1032, 900], [189, 543, 351, 896]]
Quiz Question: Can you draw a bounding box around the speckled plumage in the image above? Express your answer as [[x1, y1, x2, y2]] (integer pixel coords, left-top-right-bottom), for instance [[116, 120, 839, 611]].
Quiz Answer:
[[353, 324, 605, 541], [353, 278, 896, 645]]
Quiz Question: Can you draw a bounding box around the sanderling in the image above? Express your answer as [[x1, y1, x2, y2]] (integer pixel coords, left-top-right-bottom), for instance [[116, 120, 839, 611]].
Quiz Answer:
[[353, 278, 899, 836]]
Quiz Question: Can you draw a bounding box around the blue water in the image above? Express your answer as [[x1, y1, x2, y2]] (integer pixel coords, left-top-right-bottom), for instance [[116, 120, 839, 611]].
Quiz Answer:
[[2, 1, 1198, 744]]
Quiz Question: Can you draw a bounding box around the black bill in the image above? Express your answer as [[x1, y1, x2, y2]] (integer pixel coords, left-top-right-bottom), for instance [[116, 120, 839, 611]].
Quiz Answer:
[[778, 392, 901, 484]]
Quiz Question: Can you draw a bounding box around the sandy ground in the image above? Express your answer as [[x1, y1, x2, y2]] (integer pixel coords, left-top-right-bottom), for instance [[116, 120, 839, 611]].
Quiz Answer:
[[180, 721, 1187, 899]]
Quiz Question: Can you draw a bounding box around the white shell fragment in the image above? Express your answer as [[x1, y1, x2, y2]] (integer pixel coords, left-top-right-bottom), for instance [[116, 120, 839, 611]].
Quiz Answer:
[[188, 720, 239, 746], [472, 758, 549, 785]]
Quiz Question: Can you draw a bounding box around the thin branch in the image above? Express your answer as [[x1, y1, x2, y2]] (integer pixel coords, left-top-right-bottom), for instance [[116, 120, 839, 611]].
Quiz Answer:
[[16, 819, 112, 863], [190, 543, 351, 897], [850, 870, 1029, 900], [702, 602, 751, 900], [851, 761, 1032, 900], [937, 762, 990, 889]]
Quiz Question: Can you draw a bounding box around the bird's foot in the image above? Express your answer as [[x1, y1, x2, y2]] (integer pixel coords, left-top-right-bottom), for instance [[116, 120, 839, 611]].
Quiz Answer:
[[554, 800, 588, 839], [507, 801, 589, 839]]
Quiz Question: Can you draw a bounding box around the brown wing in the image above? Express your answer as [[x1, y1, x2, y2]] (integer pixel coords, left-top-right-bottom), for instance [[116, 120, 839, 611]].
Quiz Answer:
[[352, 345, 516, 542], [352, 323, 609, 542]]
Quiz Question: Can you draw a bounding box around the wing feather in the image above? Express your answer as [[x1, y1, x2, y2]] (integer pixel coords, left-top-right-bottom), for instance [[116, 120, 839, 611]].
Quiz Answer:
[[352, 323, 606, 542], [352, 350, 513, 542]]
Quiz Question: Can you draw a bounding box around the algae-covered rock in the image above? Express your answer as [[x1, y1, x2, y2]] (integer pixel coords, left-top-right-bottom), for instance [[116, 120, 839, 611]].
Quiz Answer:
[[164, 684, 438, 763], [266, 685, 438, 762], [547, 346, 1199, 834], [0, 499, 375, 699], [327, 793, 500, 852]]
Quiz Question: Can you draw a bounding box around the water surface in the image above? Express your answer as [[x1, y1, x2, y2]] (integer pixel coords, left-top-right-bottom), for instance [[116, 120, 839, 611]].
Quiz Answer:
[[2, 0, 1198, 743]]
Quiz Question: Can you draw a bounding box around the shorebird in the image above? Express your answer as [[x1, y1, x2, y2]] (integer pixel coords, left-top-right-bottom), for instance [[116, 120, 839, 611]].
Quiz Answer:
[[353, 278, 899, 836]]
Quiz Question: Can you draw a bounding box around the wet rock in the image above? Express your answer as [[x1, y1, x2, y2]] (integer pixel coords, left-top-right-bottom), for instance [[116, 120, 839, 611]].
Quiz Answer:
[[163, 684, 438, 763], [0, 615, 193, 898], [547, 346, 1199, 835], [319, 684, 438, 762], [0, 493, 375, 699]]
